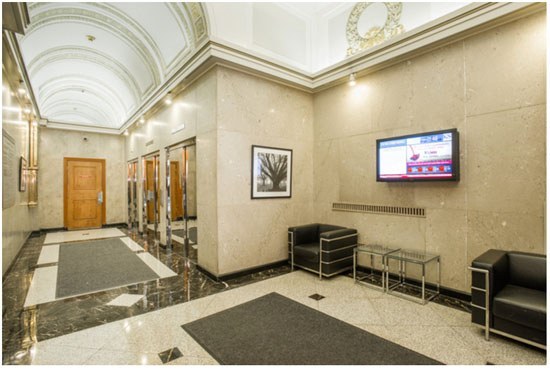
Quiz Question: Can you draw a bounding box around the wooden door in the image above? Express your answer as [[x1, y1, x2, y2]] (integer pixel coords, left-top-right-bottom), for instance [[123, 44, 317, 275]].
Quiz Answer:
[[170, 161, 183, 220], [64, 158, 105, 230], [146, 159, 155, 223]]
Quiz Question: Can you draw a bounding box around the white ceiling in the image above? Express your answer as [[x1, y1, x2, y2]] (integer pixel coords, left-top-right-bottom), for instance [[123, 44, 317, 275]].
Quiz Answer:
[[18, 2, 207, 130], [16, 2, 472, 132]]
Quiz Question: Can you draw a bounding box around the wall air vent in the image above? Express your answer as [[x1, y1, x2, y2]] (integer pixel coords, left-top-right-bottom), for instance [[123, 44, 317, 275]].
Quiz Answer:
[[332, 202, 425, 218]]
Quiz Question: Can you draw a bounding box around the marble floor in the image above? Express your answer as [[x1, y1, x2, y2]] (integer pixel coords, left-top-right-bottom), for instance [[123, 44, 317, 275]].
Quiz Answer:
[[2, 227, 546, 365]]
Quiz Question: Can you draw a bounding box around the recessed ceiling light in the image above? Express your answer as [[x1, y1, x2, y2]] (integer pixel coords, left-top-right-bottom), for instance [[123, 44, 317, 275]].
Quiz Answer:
[[86, 35, 96, 42], [164, 92, 173, 105]]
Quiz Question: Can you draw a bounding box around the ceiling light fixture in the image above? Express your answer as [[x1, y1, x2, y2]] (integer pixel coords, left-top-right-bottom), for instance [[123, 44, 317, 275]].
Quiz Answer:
[[164, 92, 173, 105], [86, 35, 96, 42], [18, 80, 26, 95], [348, 73, 356, 87]]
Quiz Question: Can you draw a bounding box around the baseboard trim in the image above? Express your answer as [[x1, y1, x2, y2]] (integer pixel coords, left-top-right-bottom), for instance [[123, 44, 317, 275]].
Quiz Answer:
[[197, 259, 290, 282], [355, 265, 471, 302]]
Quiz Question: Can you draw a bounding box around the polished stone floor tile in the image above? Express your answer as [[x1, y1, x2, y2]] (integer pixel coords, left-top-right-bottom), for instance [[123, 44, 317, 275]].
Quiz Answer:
[[158, 347, 183, 364], [308, 293, 325, 301], [36, 244, 59, 265], [23, 266, 58, 307], [106, 294, 145, 307], [44, 228, 125, 244], [120, 237, 144, 252], [3, 228, 546, 365]]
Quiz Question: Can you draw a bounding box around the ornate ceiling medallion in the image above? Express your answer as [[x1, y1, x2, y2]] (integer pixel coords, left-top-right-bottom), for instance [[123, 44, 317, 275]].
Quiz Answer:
[[346, 2, 405, 57]]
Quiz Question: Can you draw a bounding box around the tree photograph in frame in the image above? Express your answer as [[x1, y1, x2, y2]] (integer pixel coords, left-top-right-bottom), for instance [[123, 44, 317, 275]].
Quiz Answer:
[[251, 145, 292, 199]]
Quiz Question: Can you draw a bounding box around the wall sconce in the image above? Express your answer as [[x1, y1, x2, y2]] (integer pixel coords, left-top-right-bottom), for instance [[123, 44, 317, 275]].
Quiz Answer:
[[139, 116, 145, 124], [123, 129, 129, 136], [348, 73, 356, 87], [164, 92, 173, 105]]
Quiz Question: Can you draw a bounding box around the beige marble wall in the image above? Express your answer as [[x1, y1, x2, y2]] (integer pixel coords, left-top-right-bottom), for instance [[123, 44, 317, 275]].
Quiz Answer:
[[2, 76, 38, 274], [215, 67, 314, 275], [125, 68, 219, 274], [313, 11, 546, 293], [38, 128, 126, 229]]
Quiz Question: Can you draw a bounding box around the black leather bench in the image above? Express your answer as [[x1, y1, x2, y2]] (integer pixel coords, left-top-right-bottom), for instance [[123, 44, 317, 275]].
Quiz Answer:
[[470, 249, 546, 349]]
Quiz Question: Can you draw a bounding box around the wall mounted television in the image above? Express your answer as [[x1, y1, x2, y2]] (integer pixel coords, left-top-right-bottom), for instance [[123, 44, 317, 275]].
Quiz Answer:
[[376, 128, 460, 182]]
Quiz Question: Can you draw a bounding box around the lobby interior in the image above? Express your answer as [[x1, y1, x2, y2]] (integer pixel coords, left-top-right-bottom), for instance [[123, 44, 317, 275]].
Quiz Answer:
[[2, 2, 547, 366]]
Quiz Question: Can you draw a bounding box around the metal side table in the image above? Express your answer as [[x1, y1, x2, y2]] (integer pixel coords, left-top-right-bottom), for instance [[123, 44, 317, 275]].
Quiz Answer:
[[353, 244, 400, 291], [385, 249, 440, 304]]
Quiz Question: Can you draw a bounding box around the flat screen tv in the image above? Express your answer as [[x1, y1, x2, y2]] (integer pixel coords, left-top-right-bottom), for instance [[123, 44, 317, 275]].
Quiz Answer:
[[376, 128, 459, 182]]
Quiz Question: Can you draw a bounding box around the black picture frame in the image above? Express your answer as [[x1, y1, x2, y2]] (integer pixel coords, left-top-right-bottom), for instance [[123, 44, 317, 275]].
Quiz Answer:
[[251, 145, 292, 199], [19, 156, 27, 192]]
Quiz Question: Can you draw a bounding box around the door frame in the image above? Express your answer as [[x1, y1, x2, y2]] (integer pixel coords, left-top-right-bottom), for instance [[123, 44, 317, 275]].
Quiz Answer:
[[63, 157, 106, 228]]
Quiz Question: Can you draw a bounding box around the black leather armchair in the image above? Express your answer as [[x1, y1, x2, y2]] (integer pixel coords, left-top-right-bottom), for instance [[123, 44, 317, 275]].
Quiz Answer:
[[288, 223, 358, 279], [469, 249, 546, 349]]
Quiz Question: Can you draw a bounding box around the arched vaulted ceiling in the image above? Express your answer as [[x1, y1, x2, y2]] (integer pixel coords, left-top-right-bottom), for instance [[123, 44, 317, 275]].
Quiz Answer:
[[18, 2, 208, 130]]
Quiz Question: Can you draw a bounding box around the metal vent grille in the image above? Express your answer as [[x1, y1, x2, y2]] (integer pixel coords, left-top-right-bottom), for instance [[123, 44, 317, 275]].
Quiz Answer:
[[332, 202, 425, 218]]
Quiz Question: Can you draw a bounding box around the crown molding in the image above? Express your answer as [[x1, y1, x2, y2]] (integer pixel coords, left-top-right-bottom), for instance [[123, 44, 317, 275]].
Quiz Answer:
[[119, 1, 545, 134], [7, 2, 544, 135], [43, 120, 120, 135]]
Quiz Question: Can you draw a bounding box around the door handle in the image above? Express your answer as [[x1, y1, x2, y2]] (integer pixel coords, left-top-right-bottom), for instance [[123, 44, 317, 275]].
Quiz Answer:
[[97, 191, 103, 204]]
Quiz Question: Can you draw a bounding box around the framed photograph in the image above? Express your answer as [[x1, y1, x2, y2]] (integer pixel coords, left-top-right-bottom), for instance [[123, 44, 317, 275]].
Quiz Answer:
[[251, 145, 292, 199], [19, 156, 27, 192]]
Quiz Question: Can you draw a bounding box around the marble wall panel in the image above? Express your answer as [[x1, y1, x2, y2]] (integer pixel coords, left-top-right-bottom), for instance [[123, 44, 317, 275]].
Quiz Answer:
[[466, 104, 545, 216], [38, 128, 126, 229], [215, 66, 314, 276], [312, 11, 546, 294], [315, 63, 416, 142], [464, 11, 546, 116], [2, 77, 38, 274], [125, 68, 219, 272], [425, 209, 468, 292]]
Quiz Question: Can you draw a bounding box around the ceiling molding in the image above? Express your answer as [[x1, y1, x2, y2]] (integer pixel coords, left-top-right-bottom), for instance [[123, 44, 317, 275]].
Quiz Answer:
[[40, 88, 123, 124], [43, 100, 114, 126], [2, 2, 31, 35], [23, 6, 162, 85], [38, 74, 131, 114], [43, 120, 120, 135], [28, 45, 145, 102], [10, 2, 544, 135]]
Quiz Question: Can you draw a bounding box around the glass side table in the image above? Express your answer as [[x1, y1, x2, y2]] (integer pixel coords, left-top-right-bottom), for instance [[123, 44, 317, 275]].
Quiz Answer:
[[353, 244, 401, 291], [385, 249, 440, 305]]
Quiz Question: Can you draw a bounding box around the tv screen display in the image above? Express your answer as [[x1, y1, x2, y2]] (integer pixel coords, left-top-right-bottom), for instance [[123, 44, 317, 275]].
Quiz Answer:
[[376, 129, 459, 182]]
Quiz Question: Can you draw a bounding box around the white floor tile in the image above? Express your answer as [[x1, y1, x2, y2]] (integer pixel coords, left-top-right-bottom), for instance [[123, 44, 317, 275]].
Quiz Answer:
[[137, 253, 177, 278], [24, 266, 58, 307], [37, 244, 59, 265], [44, 228, 125, 244], [119, 237, 144, 252], [106, 294, 145, 307]]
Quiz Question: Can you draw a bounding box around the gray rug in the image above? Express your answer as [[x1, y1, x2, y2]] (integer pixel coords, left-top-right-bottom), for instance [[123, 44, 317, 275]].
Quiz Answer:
[[172, 227, 197, 244], [56, 238, 160, 299], [181, 292, 443, 365]]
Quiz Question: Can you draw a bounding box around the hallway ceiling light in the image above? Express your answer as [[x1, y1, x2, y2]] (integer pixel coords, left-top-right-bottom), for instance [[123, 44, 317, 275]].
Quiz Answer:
[[164, 92, 173, 105], [348, 73, 356, 87]]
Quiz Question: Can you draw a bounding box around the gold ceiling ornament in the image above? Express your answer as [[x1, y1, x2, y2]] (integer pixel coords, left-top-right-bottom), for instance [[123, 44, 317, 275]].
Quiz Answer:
[[346, 2, 405, 57]]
